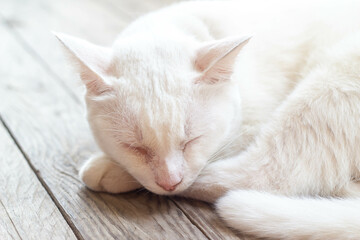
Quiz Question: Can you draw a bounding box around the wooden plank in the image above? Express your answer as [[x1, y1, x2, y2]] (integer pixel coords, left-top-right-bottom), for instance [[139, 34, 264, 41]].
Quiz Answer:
[[0, 0, 245, 238], [0, 17, 207, 240], [0, 199, 21, 240], [0, 0, 128, 100], [173, 198, 252, 240], [0, 122, 76, 240]]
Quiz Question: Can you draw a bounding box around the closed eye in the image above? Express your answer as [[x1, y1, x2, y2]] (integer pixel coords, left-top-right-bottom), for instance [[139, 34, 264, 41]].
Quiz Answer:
[[122, 143, 151, 157], [182, 136, 202, 151]]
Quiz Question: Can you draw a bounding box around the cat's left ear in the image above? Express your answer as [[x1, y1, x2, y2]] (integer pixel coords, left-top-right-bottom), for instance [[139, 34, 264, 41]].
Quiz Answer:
[[194, 36, 251, 84], [54, 32, 113, 95]]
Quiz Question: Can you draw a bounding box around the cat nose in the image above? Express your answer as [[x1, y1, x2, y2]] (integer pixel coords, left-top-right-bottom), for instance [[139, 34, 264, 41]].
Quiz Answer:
[[156, 176, 183, 192]]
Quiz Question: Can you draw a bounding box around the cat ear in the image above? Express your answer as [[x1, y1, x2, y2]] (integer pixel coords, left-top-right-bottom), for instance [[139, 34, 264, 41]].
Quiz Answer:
[[54, 32, 113, 95], [195, 36, 251, 84]]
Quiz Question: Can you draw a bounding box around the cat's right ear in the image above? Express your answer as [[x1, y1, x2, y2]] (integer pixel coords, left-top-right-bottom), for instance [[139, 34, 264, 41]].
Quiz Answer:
[[194, 36, 251, 84], [54, 32, 113, 95]]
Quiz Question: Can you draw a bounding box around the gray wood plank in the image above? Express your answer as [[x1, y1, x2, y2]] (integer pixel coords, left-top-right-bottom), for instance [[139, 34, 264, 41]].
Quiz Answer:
[[0, 18, 207, 240], [0, 0, 128, 100], [0, 199, 21, 240], [0, 0, 245, 238], [0, 122, 76, 240], [173, 198, 252, 240]]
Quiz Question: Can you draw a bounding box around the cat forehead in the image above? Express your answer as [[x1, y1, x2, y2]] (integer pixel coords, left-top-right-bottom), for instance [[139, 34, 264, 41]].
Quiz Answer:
[[108, 46, 197, 98], [112, 37, 195, 67]]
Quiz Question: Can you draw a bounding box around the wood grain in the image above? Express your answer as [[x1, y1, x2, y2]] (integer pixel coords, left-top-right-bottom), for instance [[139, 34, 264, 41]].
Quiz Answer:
[[0, 17, 207, 240], [0, 122, 76, 240], [173, 198, 253, 240], [0, 198, 21, 240]]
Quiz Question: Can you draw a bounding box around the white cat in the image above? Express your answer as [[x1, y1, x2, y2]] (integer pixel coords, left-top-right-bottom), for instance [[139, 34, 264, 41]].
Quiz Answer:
[[56, 0, 360, 239]]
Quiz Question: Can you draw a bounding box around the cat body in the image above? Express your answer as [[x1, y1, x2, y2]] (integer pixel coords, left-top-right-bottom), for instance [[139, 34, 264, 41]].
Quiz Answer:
[[56, 0, 360, 239]]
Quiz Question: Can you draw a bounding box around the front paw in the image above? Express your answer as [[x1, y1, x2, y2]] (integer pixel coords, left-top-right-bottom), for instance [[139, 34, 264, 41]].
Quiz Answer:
[[79, 154, 141, 193]]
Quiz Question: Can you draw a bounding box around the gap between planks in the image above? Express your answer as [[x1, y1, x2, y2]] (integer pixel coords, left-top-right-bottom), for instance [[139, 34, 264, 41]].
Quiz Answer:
[[170, 199, 212, 239], [0, 198, 22, 239], [0, 116, 83, 240]]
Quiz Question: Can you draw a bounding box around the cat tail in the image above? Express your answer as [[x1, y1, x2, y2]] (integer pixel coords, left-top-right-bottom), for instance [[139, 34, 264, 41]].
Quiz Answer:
[[216, 190, 360, 239]]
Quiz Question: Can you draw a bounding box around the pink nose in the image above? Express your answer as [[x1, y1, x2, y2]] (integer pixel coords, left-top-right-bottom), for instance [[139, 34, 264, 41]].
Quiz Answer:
[[156, 178, 183, 192]]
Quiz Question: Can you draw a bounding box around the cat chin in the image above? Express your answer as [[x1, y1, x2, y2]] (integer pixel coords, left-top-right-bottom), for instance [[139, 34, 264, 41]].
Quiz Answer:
[[145, 187, 187, 196], [149, 189, 181, 196]]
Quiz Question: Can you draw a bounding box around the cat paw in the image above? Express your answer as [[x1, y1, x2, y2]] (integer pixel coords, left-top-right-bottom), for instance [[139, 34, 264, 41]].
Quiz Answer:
[[79, 154, 142, 193]]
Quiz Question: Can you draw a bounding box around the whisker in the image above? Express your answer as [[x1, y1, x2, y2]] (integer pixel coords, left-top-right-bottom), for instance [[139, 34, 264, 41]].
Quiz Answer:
[[208, 134, 241, 162]]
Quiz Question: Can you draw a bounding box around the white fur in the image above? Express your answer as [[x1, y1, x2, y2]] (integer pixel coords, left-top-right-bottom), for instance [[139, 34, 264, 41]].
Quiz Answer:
[[79, 154, 141, 193], [57, 0, 360, 238], [217, 190, 360, 239]]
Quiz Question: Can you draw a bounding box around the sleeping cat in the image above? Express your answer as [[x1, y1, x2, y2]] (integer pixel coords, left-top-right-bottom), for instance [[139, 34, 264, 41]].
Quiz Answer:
[[56, 0, 360, 239]]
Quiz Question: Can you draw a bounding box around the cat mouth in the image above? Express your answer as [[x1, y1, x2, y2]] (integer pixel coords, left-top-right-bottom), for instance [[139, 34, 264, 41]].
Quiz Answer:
[[156, 179, 183, 192], [143, 180, 189, 195]]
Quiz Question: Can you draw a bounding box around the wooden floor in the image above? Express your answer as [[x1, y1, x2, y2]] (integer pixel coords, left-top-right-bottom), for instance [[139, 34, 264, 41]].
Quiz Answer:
[[0, 0, 251, 239]]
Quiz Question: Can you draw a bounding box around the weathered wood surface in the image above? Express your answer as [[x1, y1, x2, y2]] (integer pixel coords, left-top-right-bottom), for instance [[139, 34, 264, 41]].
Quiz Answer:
[[0, 199, 20, 240], [0, 123, 76, 240], [0, 0, 248, 239], [172, 198, 247, 240]]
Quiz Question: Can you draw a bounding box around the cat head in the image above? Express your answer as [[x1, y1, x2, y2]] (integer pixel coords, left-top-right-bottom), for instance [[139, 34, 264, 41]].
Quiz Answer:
[[56, 32, 249, 195]]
